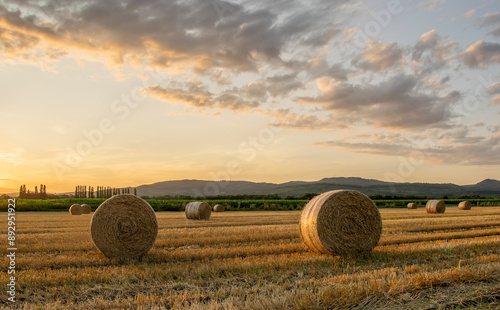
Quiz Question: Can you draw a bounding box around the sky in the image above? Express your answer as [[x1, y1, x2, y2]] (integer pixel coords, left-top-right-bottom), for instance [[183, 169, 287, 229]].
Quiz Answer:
[[1, 0, 500, 194]]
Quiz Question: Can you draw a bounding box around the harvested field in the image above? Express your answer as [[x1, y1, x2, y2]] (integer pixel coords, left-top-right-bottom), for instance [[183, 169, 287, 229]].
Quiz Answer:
[[1, 207, 499, 309]]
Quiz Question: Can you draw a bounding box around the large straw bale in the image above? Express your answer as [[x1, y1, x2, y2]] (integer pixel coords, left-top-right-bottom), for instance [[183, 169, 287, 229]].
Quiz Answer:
[[91, 194, 158, 259], [299, 190, 382, 256]]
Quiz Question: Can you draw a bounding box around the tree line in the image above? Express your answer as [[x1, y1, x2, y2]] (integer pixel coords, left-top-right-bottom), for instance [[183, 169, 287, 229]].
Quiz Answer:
[[75, 186, 137, 198], [19, 184, 48, 199]]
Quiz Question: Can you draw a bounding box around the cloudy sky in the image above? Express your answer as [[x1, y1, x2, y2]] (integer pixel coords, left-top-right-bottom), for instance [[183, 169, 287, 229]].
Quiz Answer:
[[1, 0, 500, 193]]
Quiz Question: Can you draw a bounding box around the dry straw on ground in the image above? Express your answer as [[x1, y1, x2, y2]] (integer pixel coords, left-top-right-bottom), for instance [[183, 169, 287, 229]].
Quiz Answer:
[[458, 201, 472, 210], [426, 200, 446, 213], [69, 204, 82, 215], [90, 194, 158, 259], [81, 204, 91, 214], [299, 190, 382, 256], [213, 204, 224, 212], [407, 203, 418, 209], [185, 202, 211, 220]]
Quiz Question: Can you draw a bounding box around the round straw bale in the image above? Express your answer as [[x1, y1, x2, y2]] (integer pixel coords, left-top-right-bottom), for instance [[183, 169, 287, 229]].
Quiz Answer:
[[185, 202, 211, 220], [81, 204, 91, 214], [299, 190, 382, 256], [213, 204, 224, 212], [426, 200, 446, 213], [69, 204, 82, 215], [407, 202, 418, 209], [90, 194, 158, 259], [458, 201, 472, 210]]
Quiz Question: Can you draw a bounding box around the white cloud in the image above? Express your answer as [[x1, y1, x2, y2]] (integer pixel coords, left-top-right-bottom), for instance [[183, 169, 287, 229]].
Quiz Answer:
[[480, 12, 500, 27], [487, 83, 500, 95], [411, 30, 458, 74], [314, 129, 500, 165], [352, 41, 404, 72], [298, 74, 458, 130], [462, 40, 500, 68], [416, 0, 447, 12], [464, 10, 476, 18], [491, 95, 500, 106], [489, 26, 500, 38], [145, 81, 259, 111]]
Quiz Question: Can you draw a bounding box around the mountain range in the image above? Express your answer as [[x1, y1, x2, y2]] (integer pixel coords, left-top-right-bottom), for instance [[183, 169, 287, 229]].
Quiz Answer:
[[135, 177, 500, 198]]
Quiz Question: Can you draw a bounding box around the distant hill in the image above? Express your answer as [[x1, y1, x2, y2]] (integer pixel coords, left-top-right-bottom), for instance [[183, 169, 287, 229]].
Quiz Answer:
[[136, 177, 500, 198], [467, 179, 500, 191], [319, 177, 388, 186], [3, 178, 496, 198], [462, 179, 500, 197], [136, 180, 276, 197]]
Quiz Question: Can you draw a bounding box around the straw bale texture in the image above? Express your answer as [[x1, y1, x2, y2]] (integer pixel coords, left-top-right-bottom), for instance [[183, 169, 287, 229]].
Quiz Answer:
[[407, 203, 418, 209], [81, 204, 91, 214], [213, 204, 224, 212], [426, 200, 446, 213], [91, 194, 158, 259], [185, 202, 211, 220], [458, 201, 472, 210], [69, 204, 82, 215], [299, 190, 382, 256]]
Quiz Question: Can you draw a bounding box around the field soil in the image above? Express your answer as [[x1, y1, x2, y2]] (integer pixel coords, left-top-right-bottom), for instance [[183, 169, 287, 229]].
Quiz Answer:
[[1, 207, 499, 309]]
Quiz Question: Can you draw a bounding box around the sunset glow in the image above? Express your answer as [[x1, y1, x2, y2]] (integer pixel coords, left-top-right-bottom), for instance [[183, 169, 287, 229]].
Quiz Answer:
[[1, 0, 500, 194]]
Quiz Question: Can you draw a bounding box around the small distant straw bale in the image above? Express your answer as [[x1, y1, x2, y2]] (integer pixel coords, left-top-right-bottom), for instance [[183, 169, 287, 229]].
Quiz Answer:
[[69, 204, 82, 215], [81, 204, 91, 214], [213, 204, 224, 212], [185, 202, 211, 220], [90, 194, 158, 259], [407, 203, 418, 209], [458, 201, 472, 210], [426, 200, 446, 213], [299, 190, 382, 256]]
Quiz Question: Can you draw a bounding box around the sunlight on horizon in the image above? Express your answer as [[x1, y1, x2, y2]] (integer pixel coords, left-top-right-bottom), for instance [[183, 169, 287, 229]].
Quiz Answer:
[[1, 0, 500, 194]]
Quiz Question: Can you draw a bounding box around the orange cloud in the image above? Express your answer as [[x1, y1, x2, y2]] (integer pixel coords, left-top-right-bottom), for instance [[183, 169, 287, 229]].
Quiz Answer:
[[462, 40, 500, 68], [353, 41, 404, 72]]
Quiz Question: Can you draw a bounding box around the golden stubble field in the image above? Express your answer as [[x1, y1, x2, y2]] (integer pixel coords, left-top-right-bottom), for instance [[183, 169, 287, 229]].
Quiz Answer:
[[1, 207, 500, 309]]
